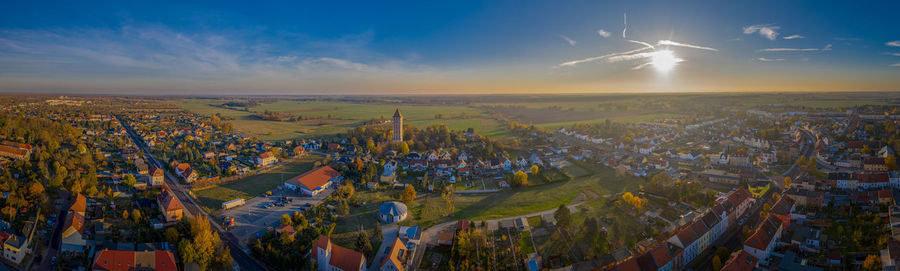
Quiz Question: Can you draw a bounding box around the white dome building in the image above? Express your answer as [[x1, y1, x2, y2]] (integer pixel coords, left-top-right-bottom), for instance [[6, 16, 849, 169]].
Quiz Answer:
[[378, 201, 408, 223]]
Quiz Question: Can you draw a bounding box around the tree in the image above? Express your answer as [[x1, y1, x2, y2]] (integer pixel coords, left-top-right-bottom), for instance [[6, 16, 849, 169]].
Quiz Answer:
[[401, 185, 417, 203], [123, 174, 137, 187], [180, 216, 230, 270], [712, 255, 722, 271], [783, 176, 792, 187], [131, 209, 141, 223], [355, 229, 373, 255], [281, 214, 292, 226], [530, 165, 539, 175], [554, 204, 571, 230], [122, 210, 129, 220], [27, 182, 44, 199], [512, 171, 529, 187], [165, 227, 180, 244], [374, 222, 383, 243], [399, 142, 410, 155], [336, 200, 350, 215], [862, 254, 881, 271]]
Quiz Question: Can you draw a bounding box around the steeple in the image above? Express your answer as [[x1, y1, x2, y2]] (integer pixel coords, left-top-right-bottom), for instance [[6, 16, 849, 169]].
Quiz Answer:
[[393, 109, 402, 118]]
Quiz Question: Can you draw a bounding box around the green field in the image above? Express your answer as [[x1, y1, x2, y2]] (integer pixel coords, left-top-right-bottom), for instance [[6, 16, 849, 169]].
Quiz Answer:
[[192, 154, 324, 210], [403, 163, 642, 228], [179, 99, 508, 141]]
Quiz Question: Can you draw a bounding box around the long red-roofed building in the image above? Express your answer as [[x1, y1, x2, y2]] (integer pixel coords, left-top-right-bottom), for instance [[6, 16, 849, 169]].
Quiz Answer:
[[285, 166, 342, 196], [92, 249, 177, 271]]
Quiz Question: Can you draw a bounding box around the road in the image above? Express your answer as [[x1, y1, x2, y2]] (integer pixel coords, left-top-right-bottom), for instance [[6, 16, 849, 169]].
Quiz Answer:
[[33, 192, 71, 270], [117, 116, 268, 271]]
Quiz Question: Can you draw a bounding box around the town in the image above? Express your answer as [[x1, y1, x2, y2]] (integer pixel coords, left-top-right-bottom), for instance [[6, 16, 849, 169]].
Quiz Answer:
[[0, 93, 896, 271]]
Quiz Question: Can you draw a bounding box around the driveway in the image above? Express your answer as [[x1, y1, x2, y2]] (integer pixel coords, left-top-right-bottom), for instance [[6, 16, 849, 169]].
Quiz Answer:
[[368, 224, 399, 271]]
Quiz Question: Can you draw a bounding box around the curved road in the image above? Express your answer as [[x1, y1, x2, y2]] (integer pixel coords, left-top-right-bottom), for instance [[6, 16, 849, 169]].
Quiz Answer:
[[117, 116, 268, 271]]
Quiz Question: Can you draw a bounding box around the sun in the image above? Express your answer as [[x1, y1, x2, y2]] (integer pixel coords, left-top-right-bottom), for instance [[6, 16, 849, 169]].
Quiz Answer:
[[650, 50, 683, 73]]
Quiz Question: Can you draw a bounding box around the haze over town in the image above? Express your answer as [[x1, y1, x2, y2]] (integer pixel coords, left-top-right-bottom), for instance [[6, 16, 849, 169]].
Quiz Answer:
[[1, 1, 900, 271]]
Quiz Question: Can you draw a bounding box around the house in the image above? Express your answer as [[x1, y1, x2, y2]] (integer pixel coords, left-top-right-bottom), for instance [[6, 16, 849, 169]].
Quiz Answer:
[[149, 167, 165, 187], [770, 196, 796, 227], [380, 238, 409, 271], [276, 224, 296, 236], [743, 215, 783, 265], [311, 236, 366, 271], [721, 250, 758, 271], [703, 169, 741, 185], [2, 221, 35, 265], [398, 226, 421, 252], [864, 157, 888, 172], [0, 141, 32, 160], [70, 193, 87, 216], [60, 212, 87, 253], [293, 146, 306, 157], [257, 151, 277, 167], [284, 166, 342, 196], [157, 189, 183, 223], [92, 249, 177, 271]]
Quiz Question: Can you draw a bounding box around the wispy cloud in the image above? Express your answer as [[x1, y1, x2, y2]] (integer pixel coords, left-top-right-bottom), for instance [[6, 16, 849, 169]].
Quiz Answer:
[[628, 40, 655, 49], [556, 46, 652, 67], [887, 52, 900, 57], [743, 24, 780, 40], [596, 29, 611, 38], [758, 44, 831, 52], [891, 63, 900, 67], [560, 35, 576, 46], [783, 35, 805, 40], [757, 57, 784, 62], [622, 13, 627, 38], [887, 41, 900, 47], [657, 40, 718, 51]]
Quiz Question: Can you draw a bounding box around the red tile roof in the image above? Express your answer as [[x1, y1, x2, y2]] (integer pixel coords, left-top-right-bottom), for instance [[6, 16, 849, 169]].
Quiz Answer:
[[0, 145, 28, 156], [721, 250, 758, 271], [288, 166, 340, 191], [260, 151, 274, 159], [770, 196, 795, 216], [614, 257, 641, 271], [92, 249, 177, 271], [744, 215, 781, 251], [70, 193, 87, 214], [157, 190, 182, 212], [312, 235, 365, 271]]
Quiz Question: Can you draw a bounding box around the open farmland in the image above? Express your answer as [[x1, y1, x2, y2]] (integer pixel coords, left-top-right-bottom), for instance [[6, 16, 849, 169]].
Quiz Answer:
[[179, 99, 508, 140]]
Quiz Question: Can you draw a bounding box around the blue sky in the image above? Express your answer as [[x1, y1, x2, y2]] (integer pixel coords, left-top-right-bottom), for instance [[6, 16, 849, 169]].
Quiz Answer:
[[1, 0, 899, 94]]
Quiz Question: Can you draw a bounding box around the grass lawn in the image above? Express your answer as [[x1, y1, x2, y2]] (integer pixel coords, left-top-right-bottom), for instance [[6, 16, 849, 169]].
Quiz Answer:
[[191, 154, 324, 210], [178, 99, 509, 140], [406, 164, 643, 228], [519, 230, 536, 255]]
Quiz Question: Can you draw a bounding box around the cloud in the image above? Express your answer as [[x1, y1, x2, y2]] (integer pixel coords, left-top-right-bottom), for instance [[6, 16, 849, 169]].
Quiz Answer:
[[759, 44, 831, 52], [783, 35, 805, 40], [892, 63, 900, 67], [556, 46, 652, 67], [887, 53, 900, 57], [628, 40, 655, 49], [757, 57, 784, 62], [743, 24, 780, 40], [560, 35, 576, 46], [657, 40, 718, 51], [622, 13, 627, 38], [596, 29, 611, 38], [887, 41, 900, 47]]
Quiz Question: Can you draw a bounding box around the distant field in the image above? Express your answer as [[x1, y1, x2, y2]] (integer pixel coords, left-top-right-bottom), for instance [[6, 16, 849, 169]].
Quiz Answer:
[[179, 99, 508, 140], [192, 154, 323, 210]]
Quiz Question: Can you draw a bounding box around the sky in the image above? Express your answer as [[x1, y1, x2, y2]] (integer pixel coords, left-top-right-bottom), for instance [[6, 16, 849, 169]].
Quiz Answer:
[[1, 0, 900, 94]]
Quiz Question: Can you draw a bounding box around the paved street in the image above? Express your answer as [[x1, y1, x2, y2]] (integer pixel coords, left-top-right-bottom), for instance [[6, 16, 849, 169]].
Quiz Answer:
[[118, 116, 268, 271]]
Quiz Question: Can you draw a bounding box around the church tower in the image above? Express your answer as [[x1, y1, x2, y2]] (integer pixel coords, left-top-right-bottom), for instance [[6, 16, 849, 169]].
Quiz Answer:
[[392, 109, 403, 142]]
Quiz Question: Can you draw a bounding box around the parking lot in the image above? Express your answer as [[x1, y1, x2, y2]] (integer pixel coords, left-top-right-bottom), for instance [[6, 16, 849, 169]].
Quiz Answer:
[[221, 186, 335, 242]]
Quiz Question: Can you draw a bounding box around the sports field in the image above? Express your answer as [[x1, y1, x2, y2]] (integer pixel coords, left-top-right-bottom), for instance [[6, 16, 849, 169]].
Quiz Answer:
[[192, 154, 324, 210]]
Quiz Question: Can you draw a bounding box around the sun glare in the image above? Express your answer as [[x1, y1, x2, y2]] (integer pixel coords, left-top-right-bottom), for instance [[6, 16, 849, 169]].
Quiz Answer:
[[651, 50, 682, 73]]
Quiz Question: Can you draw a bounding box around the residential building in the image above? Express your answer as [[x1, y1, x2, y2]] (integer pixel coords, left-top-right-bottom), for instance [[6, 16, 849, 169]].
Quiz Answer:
[[92, 249, 178, 271], [380, 238, 408, 271], [157, 189, 183, 223]]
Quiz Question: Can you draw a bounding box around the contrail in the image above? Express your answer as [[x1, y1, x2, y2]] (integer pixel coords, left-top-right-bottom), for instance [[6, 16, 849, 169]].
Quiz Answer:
[[622, 13, 627, 38], [556, 46, 652, 67], [628, 40, 655, 49], [657, 40, 718, 51]]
